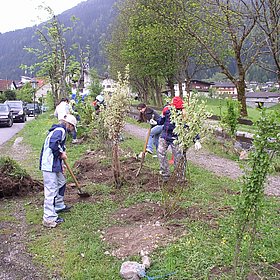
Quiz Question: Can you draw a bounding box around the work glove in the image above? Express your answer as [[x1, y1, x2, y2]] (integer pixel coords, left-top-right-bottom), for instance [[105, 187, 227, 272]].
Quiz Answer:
[[194, 140, 202, 151], [149, 119, 157, 126]]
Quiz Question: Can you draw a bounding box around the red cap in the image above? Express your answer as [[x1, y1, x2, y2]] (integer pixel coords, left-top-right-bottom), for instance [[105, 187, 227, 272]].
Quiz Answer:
[[162, 105, 170, 115], [171, 96, 184, 109]]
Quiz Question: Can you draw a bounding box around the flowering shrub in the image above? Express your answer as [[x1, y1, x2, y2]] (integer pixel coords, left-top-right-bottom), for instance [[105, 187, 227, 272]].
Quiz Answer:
[[104, 66, 131, 188]]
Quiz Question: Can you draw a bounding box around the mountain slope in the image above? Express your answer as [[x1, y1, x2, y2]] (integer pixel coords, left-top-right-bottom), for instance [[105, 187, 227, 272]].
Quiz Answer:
[[0, 0, 117, 80]]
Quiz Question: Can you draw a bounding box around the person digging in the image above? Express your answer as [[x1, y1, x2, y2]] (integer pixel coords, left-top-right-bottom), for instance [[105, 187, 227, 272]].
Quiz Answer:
[[40, 114, 77, 228], [137, 103, 163, 157], [153, 96, 201, 182]]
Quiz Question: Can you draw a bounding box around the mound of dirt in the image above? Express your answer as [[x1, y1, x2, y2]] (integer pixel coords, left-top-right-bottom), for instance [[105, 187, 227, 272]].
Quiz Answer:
[[0, 161, 43, 198]]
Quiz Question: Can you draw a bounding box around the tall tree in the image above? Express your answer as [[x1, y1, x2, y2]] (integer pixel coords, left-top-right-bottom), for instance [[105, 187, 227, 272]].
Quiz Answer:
[[255, 0, 280, 84], [106, 0, 220, 106], [196, 0, 264, 116], [159, 0, 263, 116], [22, 6, 79, 106]]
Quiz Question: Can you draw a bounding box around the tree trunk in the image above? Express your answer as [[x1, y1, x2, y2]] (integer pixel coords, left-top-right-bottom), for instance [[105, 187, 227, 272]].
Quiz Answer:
[[185, 79, 192, 105], [236, 80, 248, 117], [178, 81, 183, 98], [112, 142, 122, 188], [155, 82, 163, 107], [167, 79, 175, 97]]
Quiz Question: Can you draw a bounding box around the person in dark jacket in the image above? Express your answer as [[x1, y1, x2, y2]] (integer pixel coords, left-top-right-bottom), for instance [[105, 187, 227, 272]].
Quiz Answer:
[[137, 103, 163, 155], [40, 114, 77, 228], [156, 97, 184, 181], [156, 96, 201, 181]]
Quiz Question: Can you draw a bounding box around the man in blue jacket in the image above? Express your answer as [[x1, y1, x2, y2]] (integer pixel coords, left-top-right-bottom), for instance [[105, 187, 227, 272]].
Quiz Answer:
[[40, 114, 77, 228]]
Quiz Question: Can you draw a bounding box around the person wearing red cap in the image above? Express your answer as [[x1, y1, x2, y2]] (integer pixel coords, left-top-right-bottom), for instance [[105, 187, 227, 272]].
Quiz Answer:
[[153, 96, 185, 182]]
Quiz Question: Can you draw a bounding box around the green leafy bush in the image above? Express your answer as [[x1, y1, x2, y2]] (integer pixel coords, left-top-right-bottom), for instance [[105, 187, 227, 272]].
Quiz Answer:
[[0, 156, 28, 179]]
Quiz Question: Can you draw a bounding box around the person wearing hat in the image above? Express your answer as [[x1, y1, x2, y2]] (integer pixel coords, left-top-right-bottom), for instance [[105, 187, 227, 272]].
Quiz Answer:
[[54, 98, 79, 144], [40, 114, 77, 228], [153, 96, 201, 182], [92, 94, 105, 115]]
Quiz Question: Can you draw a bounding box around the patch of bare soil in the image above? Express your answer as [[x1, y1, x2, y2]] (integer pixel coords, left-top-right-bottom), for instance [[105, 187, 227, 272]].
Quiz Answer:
[[100, 202, 232, 259], [73, 150, 161, 193], [0, 172, 43, 199], [102, 202, 185, 258], [64, 150, 185, 258], [0, 166, 43, 199], [0, 137, 43, 198]]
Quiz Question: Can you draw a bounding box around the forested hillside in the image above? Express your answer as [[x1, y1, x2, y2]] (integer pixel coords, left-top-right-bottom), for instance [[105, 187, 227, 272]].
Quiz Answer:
[[0, 0, 276, 83], [0, 0, 117, 80]]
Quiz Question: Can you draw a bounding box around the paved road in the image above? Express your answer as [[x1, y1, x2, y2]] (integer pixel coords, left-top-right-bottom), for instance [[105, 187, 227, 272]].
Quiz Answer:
[[0, 117, 33, 146]]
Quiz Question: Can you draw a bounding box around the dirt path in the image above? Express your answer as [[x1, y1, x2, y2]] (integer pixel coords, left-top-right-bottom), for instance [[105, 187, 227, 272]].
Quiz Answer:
[[124, 123, 280, 196], [0, 199, 49, 280], [0, 139, 55, 280]]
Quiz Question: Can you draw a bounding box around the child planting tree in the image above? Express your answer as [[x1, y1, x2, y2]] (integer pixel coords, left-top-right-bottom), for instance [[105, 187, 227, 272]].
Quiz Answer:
[[152, 96, 211, 216]]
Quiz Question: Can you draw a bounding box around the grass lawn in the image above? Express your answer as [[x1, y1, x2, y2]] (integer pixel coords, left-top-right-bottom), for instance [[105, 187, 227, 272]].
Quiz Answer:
[[1, 113, 279, 279]]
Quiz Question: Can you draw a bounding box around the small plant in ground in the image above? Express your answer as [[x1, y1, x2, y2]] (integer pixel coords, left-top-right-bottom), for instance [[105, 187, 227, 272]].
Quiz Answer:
[[221, 99, 241, 137], [162, 96, 211, 216], [75, 96, 95, 126], [93, 103, 109, 148], [234, 109, 280, 278], [104, 66, 131, 188]]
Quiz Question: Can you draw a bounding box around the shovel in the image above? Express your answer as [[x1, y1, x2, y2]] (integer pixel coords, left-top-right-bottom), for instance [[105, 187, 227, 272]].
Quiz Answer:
[[136, 126, 152, 177], [64, 159, 90, 198]]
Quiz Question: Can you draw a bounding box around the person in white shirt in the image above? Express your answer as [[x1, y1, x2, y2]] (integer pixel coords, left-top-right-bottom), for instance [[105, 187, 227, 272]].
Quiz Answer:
[[54, 98, 70, 120], [54, 98, 78, 144]]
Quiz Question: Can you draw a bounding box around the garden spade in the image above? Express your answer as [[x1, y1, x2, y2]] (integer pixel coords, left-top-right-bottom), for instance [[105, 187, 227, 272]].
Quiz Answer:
[[136, 126, 152, 177], [64, 159, 90, 198]]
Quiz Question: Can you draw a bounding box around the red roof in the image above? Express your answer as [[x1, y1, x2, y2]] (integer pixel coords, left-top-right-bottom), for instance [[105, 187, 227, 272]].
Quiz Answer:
[[0, 79, 15, 91]]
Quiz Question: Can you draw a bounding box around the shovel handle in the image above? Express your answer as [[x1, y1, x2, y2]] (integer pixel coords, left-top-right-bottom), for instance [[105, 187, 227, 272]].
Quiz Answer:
[[142, 126, 151, 153], [64, 159, 81, 189], [136, 126, 152, 177]]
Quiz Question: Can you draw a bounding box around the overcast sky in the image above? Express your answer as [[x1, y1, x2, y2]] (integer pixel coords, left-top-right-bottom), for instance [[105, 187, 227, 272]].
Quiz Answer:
[[0, 0, 86, 33]]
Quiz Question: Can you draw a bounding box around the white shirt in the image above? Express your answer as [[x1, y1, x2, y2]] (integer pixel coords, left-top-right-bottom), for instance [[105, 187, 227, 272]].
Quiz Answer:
[[54, 101, 70, 121]]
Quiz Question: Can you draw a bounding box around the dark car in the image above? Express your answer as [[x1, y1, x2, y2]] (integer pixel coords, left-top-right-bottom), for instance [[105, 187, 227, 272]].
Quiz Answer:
[[4, 100, 27, 122], [0, 103, 13, 127], [26, 103, 41, 116]]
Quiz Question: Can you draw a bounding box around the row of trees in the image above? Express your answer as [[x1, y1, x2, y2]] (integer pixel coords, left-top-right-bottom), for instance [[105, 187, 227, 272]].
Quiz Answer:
[[105, 0, 280, 116]]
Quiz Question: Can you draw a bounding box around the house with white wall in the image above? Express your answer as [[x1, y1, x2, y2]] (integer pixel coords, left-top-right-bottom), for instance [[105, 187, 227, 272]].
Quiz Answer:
[[210, 82, 237, 96], [245, 91, 280, 108], [101, 78, 116, 95]]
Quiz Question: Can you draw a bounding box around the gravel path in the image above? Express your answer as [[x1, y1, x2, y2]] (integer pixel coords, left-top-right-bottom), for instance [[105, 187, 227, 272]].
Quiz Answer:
[[0, 200, 49, 280], [124, 123, 280, 197]]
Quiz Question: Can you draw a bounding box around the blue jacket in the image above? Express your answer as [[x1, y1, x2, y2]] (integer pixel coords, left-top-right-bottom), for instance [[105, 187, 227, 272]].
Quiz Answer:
[[39, 124, 67, 172], [157, 107, 177, 143], [157, 107, 200, 144]]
